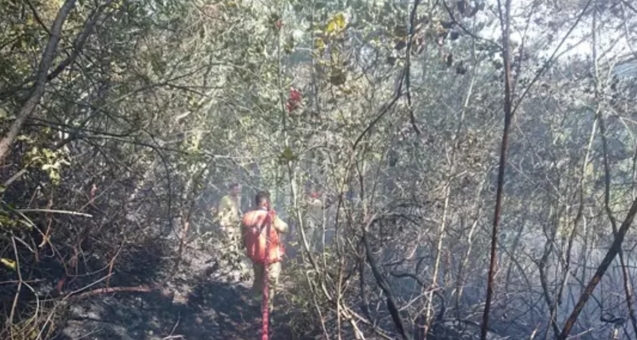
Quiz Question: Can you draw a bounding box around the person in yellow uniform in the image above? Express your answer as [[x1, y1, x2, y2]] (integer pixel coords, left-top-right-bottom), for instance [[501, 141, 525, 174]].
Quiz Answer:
[[217, 183, 242, 231], [215, 183, 245, 278], [304, 191, 323, 253]]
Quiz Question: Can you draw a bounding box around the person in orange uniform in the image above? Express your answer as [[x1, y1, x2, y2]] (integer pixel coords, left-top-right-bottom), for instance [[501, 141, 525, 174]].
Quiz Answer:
[[242, 191, 288, 310]]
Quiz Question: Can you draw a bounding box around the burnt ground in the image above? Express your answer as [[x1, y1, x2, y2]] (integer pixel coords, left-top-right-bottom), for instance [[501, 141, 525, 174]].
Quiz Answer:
[[54, 234, 312, 340], [58, 279, 294, 340], [4, 224, 510, 340]]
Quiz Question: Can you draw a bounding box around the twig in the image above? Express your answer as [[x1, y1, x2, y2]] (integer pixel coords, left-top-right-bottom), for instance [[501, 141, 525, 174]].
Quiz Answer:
[[162, 316, 182, 340], [404, 0, 422, 134], [25, 0, 52, 35], [14, 208, 92, 217], [67, 285, 166, 300], [106, 240, 125, 289], [442, 0, 500, 50], [8, 237, 23, 337]]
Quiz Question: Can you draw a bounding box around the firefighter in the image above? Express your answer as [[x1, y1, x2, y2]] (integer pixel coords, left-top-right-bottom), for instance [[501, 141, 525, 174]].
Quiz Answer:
[[305, 190, 323, 253], [242, 190, 288, 310], [215, 183, 245, 278]]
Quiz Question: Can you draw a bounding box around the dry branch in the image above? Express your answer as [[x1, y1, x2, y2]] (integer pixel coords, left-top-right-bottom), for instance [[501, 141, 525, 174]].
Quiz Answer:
[[67, 284, 172, 300]]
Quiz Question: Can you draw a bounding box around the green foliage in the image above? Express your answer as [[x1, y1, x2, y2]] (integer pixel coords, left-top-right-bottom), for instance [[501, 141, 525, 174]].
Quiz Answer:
[[24, 146, 69, 186]]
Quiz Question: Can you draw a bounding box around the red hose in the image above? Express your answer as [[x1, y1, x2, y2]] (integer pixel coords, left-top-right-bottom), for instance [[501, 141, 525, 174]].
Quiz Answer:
[[261, 210, 272, 340]]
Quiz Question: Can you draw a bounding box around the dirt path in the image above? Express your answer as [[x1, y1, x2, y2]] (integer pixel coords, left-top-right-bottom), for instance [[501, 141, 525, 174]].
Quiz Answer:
[[58, 247, 300, 340]]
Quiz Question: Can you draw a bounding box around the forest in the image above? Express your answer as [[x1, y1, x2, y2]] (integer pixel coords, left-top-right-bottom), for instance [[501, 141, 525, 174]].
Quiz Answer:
[[1, 0, 636, 339]]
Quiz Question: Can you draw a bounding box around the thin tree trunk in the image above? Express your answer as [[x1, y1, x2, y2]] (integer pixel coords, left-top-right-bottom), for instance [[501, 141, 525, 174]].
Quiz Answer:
[[539, 203, 562, 338], [0, 0, 77, 164], [423, 183, 450, 335], [480, 0, 512, 339], [456, 177, 487, 315]]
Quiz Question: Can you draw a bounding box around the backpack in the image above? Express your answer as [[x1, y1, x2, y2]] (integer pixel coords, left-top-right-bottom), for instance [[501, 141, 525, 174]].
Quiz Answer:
[[242, 209, 284, 264]]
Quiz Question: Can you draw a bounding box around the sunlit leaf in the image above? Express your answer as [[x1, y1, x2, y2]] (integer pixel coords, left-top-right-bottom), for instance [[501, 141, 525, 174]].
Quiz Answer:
[[1, 258, 16, 270], [314, 38, 326, 52], [326, 12, 347, 34]]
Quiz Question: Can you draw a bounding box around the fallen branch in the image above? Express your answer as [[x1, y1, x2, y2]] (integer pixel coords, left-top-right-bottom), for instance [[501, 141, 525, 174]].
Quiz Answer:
[[66, 284, 173, 301]]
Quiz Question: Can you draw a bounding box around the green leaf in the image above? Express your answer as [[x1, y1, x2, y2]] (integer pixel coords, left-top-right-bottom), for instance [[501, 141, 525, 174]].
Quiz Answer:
[[326, 13, 346, 34], [279, 146, 297, 162], [314, 38, 326, 52]]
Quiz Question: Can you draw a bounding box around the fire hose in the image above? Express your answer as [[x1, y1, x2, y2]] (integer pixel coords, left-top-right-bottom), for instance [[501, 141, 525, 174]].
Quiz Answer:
[[261, 209, 273, 340]]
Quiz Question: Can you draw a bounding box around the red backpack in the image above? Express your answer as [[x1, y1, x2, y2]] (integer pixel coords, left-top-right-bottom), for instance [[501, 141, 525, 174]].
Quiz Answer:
[[242, 209, 284, 264]]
